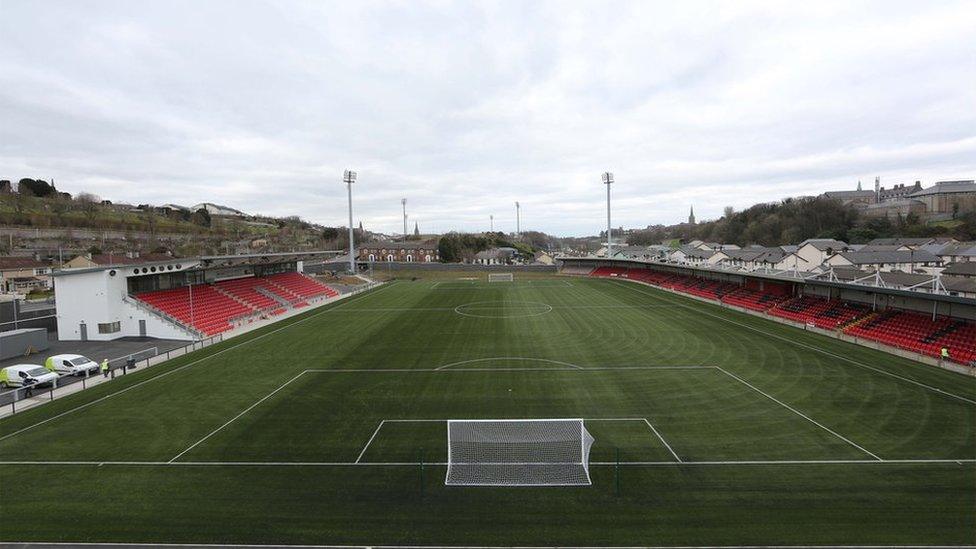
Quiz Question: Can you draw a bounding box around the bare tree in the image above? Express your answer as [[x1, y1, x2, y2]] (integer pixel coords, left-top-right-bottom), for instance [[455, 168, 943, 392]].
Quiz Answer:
[[75, 192, 101, 223]]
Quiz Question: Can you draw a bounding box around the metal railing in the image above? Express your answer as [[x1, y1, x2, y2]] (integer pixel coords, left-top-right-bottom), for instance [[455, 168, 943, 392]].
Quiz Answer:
[[0, 282, 380, 418], [122, 294, 203, 339], [0, 334, 224, 416]]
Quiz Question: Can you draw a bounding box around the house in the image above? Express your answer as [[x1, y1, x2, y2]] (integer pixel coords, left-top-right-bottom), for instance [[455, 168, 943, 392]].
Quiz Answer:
[[931, 241, 976, 264], [533, 251, 555, 265], [358, 240, 439, 263], [682, 248, 716, 266], [826, 249, 942, 274], [612, 246, 656, 260], [942, 262, 976, 278], [0, 256, 53, 294], [696, 242, 740, 251], [473, 248, 516, 265], [795, 239, 848, 268], [866, 237, 952, 248]]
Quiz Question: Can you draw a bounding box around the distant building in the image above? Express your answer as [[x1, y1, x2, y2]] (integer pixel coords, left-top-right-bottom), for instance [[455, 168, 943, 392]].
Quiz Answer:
[[861, 199, 926, 220], [878, 181, 923, 201], [908, 180, 976, 217], [190, 203, 247, 217], [688, 206, 695, 225], [822, 188, 876, 206], [358, 240, 439, 263], [826, 249, 942, 274], [533, 251, 555, 265], [473, 247, 516, 265], [0, 256, 52, 294], [795, 239, 849, 267]]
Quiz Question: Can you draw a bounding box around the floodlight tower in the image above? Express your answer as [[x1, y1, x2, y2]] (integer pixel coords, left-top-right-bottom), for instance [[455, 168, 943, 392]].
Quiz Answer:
[[515, 201, 521, 240], [602, 172, 613, 258], [401, 198, 408, 242], [344, 170, 357, 273]]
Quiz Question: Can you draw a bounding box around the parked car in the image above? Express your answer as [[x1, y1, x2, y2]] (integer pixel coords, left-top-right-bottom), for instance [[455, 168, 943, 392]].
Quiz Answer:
[[0, 364, 59, 388], [44, 354, 100, 376]]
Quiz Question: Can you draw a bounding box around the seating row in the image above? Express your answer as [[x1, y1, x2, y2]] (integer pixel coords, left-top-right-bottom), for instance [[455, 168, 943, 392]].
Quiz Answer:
[[588, 267, 974, 365]]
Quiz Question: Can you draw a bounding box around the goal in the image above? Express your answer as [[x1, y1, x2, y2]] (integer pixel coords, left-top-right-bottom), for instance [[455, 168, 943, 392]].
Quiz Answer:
[[445, 419, 595, 486], [488, 273, 514, 282]]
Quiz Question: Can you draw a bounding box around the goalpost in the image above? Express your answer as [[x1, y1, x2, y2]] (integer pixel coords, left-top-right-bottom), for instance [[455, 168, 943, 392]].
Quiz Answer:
[[445, 419, 595, 486], [488, 273, 514, 282]]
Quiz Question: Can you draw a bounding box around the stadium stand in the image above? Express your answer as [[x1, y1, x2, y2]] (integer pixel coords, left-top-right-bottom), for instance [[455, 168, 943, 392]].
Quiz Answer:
[[215, 277, 286, 315], [845, 310, 976, 365], [560, 265, 596, 276], [135, 272, 339, 336], [135, 284, 251, 335], [263, 272, 340, 306], [721, 287, 792, 312], [590, 266, 974, 365]]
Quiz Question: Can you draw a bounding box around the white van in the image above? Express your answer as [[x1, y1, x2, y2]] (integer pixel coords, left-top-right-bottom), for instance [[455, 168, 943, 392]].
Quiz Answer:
[[0, 364, 59, 388], [45, 354, 100, 376]]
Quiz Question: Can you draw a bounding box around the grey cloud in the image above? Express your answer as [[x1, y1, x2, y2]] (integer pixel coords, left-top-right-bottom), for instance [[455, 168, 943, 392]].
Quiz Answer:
[[1, 0, 974, 236]]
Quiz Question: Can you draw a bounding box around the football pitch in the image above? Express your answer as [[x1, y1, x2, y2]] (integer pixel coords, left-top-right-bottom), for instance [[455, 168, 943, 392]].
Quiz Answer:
[[1, 277, 974, 546]]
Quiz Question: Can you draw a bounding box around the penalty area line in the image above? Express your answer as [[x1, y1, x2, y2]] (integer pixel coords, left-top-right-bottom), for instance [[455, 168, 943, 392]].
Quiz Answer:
[[716, 367, 882, 461]]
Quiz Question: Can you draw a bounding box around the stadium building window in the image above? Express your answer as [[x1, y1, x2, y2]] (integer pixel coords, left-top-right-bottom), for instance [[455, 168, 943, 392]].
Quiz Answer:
[[97, 321, 121, 334]]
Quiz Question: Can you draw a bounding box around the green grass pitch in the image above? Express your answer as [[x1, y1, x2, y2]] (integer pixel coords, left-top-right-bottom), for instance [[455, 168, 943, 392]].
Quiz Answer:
[[1, 276, 974, 546]]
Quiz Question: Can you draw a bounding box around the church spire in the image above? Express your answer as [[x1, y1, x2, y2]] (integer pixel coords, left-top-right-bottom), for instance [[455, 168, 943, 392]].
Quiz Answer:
[[688, 205, 696, 225], [413, 221, 420, 236]]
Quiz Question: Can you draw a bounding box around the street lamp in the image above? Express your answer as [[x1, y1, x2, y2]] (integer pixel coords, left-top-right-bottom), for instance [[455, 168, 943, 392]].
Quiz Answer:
[[401, 198, 408, 241], [602, 172, 614, 258], [344, 170, 357, 273], [515, 201, 521, 240]]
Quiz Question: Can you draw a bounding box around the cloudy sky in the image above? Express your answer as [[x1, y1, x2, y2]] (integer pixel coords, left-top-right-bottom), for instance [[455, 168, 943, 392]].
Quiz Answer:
[[1, 1, 974, 236]]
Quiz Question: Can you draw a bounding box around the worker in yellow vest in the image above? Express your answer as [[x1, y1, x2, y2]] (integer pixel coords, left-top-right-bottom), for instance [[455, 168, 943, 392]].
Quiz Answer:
[[101, 359, 110, 378], [941, 347, 950, 364]]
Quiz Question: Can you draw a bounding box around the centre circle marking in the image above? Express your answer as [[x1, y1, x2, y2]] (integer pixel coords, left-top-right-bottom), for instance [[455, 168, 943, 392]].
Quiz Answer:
[[454, 301, 553, 318]]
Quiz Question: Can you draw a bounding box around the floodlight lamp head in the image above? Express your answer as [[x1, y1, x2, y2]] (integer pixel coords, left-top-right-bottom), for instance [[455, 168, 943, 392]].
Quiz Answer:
[[343, 170, 357, 183], [602, 172, 614, 184]]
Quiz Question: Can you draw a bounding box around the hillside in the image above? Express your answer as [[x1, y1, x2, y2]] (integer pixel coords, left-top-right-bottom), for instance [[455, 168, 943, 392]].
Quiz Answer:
[[627, 196, 976, 247]]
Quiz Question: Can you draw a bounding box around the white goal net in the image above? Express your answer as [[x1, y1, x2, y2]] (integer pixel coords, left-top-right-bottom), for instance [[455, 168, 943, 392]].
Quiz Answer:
[[445, 419, 595, 486], [488, 273, 514, 282]]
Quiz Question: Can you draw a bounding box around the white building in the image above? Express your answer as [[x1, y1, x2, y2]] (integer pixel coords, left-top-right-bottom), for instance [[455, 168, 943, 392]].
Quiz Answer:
[[53, 259, 201, 342], [795, 239, 848, 268]]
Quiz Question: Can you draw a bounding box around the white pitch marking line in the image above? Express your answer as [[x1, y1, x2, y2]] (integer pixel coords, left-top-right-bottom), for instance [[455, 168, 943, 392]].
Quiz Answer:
[[6, 543, 976, 549], [167, 371, 309, 463], [434, 357, 585, 371], [643, 418, 682, 463], [355, 420, 386, 463], [611, 279, 976, 406], [583, 417, 683, 462], [0, 282, 398, 442], [716, 367, 883, 461], [1, 458, 972, 467]]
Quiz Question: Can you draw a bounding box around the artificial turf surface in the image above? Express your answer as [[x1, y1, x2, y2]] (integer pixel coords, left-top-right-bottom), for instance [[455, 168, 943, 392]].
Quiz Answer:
[[0, 276, 974, 546]]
